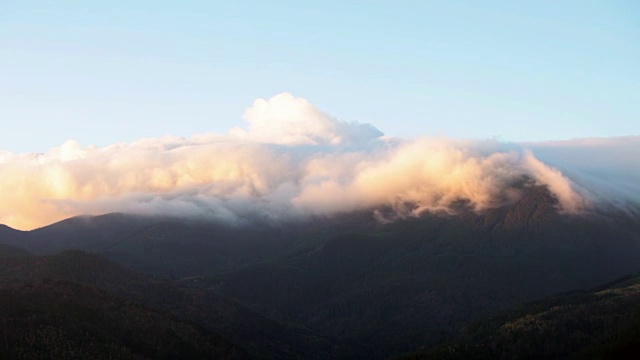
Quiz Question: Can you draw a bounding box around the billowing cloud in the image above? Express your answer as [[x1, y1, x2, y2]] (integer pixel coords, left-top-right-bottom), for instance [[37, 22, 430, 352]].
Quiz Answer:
[[0, 93, 638, 230], [230, 92, 382, 146], [526, 137, 640, 208]]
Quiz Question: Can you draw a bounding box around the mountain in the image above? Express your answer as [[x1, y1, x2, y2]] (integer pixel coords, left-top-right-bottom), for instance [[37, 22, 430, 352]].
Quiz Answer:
[[213, 186, 640, 357], [0, 224, 26, 249], [1, 184, 640, 358], [0, 243, 32, 258], [402, 273, 640, 359], [8, 212, 361, 278], [0, 245, 244, 359], [0, 279, 243, 360], [0, 249, 340, 359]]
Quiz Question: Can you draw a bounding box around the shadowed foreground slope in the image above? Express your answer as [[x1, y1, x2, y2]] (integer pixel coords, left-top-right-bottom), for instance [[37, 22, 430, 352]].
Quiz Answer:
[[0, 245, 243, 359], [0, 246, 339, 359], [402, 274, 640, 359], [215, 186, 640, 357], [0, 279, 243, 360]]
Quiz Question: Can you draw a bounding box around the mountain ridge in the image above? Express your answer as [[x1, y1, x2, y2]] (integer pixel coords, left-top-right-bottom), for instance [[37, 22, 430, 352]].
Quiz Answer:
[[1, 184, 640, 358]]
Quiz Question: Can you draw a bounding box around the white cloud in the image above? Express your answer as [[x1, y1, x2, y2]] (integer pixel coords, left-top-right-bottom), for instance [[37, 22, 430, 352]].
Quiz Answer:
[[0, 93, 637, 230], [230, 92, 383, 146]]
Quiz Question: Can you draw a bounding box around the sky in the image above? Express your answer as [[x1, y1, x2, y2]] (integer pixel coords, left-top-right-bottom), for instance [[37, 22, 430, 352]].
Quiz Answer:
[[1, 0, 639, 153], [1, 1, 639, 230]]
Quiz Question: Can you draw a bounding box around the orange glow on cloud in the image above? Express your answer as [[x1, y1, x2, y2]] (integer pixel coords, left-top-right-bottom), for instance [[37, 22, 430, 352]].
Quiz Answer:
[[1, 93, 637, 230]]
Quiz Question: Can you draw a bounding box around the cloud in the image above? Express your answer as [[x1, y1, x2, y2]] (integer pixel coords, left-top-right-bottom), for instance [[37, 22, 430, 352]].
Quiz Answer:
[[230, 92, 383, 146], [0, 93, 638, 230], [521, 151, 589, 213], [524, 137, 640, 207]]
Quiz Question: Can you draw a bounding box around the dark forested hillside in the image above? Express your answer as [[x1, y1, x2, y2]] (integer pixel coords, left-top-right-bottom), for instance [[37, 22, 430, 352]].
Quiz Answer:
[[0, 243, 32, 258], [0, 279, 244, 360], [0, 244, 244, 359], [402, 274, 640, 359], [1, 185, 640, 358], [6, 212, 375, 278], [214, 187, 640, 357], [0, 225, 26, 250], [0, 247, 340, 359]]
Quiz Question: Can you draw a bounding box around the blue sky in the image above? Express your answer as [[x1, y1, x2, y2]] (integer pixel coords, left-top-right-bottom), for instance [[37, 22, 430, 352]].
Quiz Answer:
[[1, 0, 638, 153]]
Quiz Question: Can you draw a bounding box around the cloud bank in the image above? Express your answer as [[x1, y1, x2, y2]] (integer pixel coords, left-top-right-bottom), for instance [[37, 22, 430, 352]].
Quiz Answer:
[[1, 93, 638, 230]]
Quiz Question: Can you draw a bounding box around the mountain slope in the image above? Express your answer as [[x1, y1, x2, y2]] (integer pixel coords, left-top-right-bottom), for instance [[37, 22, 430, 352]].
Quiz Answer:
[[5, 213, 361, 278], [214, 186, 640, 357], [0, 279, 244, 360], [402, 274, 640, 359], [0, 243, 32, 258], [0, 225, 26, 249], [0, 250, 340, 359], [1, 184, 639, 358]]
